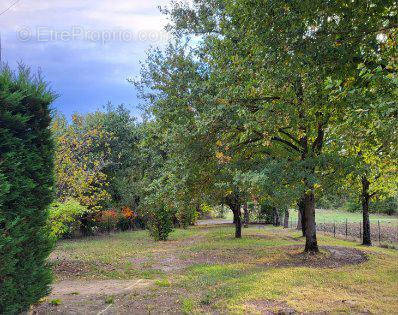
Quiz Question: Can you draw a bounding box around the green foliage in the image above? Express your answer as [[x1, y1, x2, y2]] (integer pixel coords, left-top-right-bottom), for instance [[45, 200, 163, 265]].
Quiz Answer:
[[344, 197, 398, 215], [254, 203, 285, 225], [0, 66, 56, 313], [52, 113, 112, 211], [52, 105, 143, 234], [84, 104, 142, 210], [47, 199, 88, 239], [50, 299, 62, 306], [200, 203, 215, 219], [149, 0, 397, 249], [176, 204, 198, 229], [181, 298, 195, 314], [155, 278, 171, 287], [215, 205, 227, 219], [345, 199, 362, 213], [147, 205, 174, 241]]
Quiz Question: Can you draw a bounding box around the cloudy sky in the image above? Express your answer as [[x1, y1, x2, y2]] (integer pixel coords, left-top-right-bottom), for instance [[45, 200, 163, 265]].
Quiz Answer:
[[0, 0, 170, 118]]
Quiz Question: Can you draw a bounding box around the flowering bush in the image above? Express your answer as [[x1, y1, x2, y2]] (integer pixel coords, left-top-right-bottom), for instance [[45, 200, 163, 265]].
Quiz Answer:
[[122, 207, 136, 219], [118, 206, 137, 231], [97, 209, 119, 233]]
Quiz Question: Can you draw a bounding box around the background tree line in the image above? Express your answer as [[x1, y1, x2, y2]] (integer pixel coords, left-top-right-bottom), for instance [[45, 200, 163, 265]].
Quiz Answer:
[[46, 0, 397, 250]]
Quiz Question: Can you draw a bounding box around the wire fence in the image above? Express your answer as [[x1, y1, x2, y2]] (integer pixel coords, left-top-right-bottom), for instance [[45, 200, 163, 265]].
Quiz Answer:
[[287, 218, 398, 246]]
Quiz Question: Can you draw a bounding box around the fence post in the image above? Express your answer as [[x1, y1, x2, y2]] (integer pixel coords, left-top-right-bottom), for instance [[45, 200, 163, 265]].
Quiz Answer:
[[334, 221, 336, 238], [345, 219, 348, 239], [359, 221, 362, 241], [378, 220, 381, 244]]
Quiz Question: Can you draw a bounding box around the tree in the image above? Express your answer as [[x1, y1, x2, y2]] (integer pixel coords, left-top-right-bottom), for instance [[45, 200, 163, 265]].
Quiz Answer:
[[0, 66, 56, 313], [52, 113, 112, 210], [136, 121, 177, 240], [326, 14, 398, 245], [84, 104, 142, 210], [133, 42, 250, 238], [283, 209, 289, 229], [163, 0, 397, 252], [52, 113, 112, 235]]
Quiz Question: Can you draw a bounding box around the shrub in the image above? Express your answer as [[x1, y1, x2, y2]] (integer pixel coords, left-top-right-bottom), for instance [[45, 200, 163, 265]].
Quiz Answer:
[[0, 66, 56, 313], [97, 209, 119, 233], [117, 206, 137, 231], [344, 197, 397, 215], [372, 197, 397, 215], [147, 206, 174, 241], [48, 199, 88, 239], [345, 199, 361, 213], [176, 205, 198, 229], [199, 203, 215, 219]]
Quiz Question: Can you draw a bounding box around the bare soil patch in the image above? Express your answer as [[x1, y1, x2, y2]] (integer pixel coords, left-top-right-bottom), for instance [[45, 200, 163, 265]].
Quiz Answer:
[[129, 245, 367, 273], [245, 300, 296, 314], [260, 245, 367, 269], [51, 259, 117, 281], [31, 279, 153, 314], [129, 248, 262, 272], [51, 279, 151, 296]]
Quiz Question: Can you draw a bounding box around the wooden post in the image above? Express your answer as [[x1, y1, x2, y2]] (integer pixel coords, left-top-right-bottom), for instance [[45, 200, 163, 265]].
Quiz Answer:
[[334, 221, 336, 238], [359, 221, 362, 240], [345, 219, 348, 239], [378, 220, 381, 244]]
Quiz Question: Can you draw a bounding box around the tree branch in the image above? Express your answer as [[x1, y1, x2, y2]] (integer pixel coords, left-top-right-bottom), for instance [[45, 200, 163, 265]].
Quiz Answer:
[[278, 128, 300, 145], [271, 136, 301, 153]]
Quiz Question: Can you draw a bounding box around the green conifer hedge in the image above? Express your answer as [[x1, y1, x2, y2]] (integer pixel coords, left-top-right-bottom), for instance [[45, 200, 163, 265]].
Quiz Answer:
[[0, 66, 56, 313]]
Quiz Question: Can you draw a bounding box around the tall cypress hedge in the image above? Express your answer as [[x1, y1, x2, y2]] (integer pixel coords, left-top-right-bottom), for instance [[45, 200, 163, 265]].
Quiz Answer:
[[0, 66, 56, 313]]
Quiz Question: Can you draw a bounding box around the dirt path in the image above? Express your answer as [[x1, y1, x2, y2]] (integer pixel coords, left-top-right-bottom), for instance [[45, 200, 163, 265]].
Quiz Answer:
[[196, 218, 232, 225], [31, 279, 153, 314]]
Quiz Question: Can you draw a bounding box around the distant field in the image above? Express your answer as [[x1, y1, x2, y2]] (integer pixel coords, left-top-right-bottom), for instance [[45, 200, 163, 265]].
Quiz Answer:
[[289, 208, 398, 224], [224, 208, 398, 224]]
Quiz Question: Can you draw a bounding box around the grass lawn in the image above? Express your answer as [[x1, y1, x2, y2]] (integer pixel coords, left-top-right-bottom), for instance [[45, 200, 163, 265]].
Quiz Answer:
[[289, 208, 398, 224], [224, 208, 398, 224], [33, 224, 398, 314]]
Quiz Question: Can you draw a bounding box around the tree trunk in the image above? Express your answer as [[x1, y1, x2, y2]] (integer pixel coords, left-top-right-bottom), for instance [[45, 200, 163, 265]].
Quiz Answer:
[[243, 203, 249, 228], [362, 176, 372, 246], [228, 202, 242, 238], [304, 190, 319, 253], [298, 197, 306, 236], [297, 208, 302, 230], [273, 208, 281, 226], [235, 209, 242, 238], [232, 205, 242, 238], [283, 209, 289, 228], [226, 192, 243, 238]]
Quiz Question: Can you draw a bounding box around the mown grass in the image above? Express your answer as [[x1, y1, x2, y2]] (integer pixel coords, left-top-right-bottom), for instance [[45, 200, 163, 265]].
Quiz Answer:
[[289, 208, 398, 224], [50, 224, 398, 313], [177, 227, 398, 313], [224, 208, 398, 224]]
